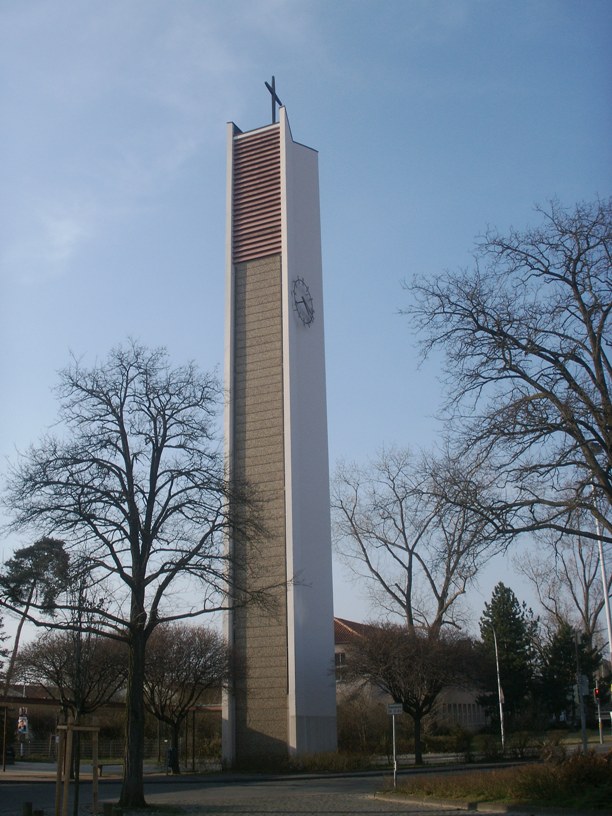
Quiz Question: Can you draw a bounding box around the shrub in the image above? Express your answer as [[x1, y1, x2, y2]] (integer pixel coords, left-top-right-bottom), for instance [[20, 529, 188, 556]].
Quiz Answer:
[[396, 767, 516, 802], [336, 691, 388, 754], [421, 726, 473, 760], [395, 751, 612, 809], [536, 732, 567, 764], [229, 749, 372, 774], [476, 732, 503, 761], [288, 752, 371, 773], [506, 730, 539, 759], [513, 754, 612, 808]]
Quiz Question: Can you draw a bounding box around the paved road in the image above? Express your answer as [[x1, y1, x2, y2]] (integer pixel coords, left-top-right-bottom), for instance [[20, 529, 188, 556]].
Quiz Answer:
[[0, 772, 465, 816]]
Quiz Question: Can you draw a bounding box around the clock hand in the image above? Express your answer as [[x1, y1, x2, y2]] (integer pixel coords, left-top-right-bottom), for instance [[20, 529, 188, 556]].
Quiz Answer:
[[300, 298, 314, 318]]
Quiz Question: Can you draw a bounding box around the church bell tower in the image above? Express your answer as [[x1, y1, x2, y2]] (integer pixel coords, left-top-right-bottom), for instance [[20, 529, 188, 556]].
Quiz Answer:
[[222, 98, 337, 765]]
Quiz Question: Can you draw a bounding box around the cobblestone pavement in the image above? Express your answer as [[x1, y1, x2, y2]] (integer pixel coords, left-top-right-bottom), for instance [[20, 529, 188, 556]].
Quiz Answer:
[[1, 774, 466, 816], [122, 777, 465, 815]]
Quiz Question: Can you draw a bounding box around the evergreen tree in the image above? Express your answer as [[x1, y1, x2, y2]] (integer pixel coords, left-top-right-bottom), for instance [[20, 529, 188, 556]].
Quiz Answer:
[[479, 582, 538, 725], [537, 620, 601, 724]]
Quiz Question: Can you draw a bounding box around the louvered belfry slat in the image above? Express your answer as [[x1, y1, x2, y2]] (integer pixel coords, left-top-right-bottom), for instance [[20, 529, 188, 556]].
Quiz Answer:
[[232, 129, 281, 262]]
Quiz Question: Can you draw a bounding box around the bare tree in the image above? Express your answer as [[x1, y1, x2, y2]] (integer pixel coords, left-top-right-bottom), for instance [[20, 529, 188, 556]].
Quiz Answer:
[[403, 199, 612, 545], [516, 523, 611, 646], [17, 624, 128, 815], [2, 342, 264, 807], [17, 631, 127, 721], [143, 622, 228, 774], [332, 446, 506, 636], [345, 622, 475, 765]]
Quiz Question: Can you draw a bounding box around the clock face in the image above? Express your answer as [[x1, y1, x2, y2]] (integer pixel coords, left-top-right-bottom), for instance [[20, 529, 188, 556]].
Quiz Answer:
[[292, 278, 315, 326]]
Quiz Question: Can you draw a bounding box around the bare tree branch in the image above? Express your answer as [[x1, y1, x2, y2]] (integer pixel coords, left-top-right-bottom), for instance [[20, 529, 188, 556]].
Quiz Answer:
[[1, 341, 267, 807], [332, 446, 508, 635], [403, 198, 612, 544]]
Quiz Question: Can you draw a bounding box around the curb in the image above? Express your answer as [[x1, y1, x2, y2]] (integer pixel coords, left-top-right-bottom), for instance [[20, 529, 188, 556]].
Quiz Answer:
[[375, 793, 603, 816]]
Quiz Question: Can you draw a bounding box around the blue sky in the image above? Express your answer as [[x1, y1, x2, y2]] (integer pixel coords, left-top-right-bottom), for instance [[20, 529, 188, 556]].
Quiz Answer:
[[1, 0, 610, 631]]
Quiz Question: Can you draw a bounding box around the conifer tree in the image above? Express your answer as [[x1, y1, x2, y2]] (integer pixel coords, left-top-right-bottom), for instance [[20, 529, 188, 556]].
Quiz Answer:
[[479, 582, 538, 725], [537, 620, 601, 722]]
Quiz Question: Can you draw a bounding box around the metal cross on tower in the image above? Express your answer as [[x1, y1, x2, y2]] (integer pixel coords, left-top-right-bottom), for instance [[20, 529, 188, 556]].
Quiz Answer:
[[264, 76, 283, 124]]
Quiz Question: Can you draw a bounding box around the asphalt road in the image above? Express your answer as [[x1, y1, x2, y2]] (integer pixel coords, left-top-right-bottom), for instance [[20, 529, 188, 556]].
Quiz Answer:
[[0, 772, 465, 816], [3, 748, 606, 816]]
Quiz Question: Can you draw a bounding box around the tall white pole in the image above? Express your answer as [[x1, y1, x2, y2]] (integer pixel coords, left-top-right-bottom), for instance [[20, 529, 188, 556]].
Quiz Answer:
[[493, 629, 505, 753], [594, 513, 612, 672], [591, 483, 612, 672]]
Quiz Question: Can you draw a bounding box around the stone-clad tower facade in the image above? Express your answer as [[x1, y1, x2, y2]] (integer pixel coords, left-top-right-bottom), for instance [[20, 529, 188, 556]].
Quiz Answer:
[[222, 108, 337, 765]]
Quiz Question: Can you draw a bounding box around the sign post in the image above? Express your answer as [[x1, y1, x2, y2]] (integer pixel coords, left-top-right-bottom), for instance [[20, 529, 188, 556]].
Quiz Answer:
[[387, 703, 403, 789]]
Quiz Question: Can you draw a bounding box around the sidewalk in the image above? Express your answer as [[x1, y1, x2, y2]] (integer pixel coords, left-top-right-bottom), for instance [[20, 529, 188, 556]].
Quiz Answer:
[[0, 755, 527, 783], [0, 760, 158, 782]]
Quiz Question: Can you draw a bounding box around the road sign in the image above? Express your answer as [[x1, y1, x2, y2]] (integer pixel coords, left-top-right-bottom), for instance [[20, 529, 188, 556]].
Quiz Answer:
[[387, 703, 403, 716]]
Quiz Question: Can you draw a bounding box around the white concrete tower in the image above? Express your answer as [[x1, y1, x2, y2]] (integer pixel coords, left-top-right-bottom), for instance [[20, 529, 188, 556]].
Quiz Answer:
[[222, 106, 337, 766]]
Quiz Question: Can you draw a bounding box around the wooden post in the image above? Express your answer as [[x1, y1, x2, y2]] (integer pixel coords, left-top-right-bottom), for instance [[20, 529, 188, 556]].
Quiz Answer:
[[55, 724, 100, 816], [91, 730, 99, 814], [62, 726, 73, 816], [54, 729, 64, 816], [192, 707, 196, 772]]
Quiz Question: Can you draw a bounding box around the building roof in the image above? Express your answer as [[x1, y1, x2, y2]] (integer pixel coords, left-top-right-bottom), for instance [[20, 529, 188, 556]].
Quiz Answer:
[[334, 617, 377, 645]]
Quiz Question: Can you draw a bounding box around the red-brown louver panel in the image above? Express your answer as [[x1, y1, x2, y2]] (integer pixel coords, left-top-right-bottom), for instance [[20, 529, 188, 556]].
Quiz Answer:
[[232, 128, 281, 263]]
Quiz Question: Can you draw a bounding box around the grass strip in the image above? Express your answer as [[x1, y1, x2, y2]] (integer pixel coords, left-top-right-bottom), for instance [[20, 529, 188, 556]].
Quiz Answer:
[[394, 753, 612, 810]]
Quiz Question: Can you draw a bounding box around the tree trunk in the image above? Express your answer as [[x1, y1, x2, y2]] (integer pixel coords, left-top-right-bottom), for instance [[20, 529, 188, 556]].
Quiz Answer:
[[170, 722, 181, 774], [2, 590, 33, 770], [3, 585, 34, 697], [119, 630, 147, 808], [413, 713, 423, 765]]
